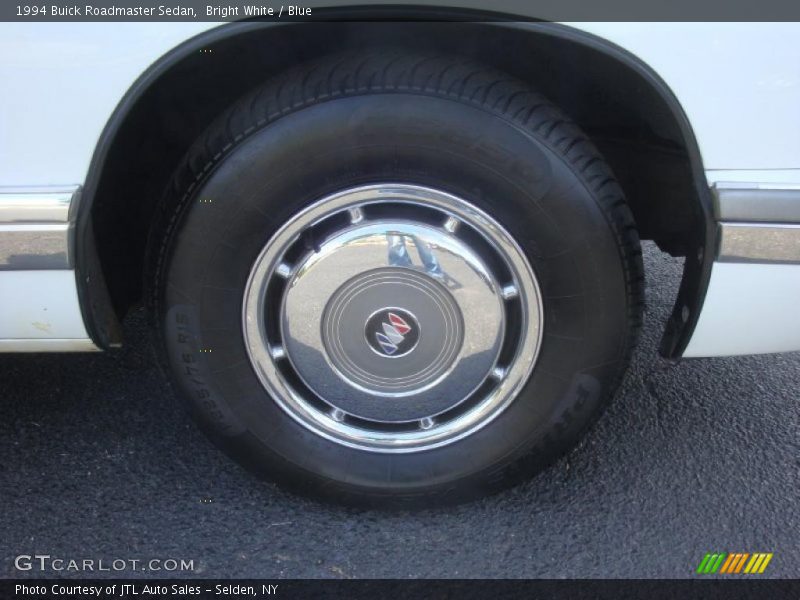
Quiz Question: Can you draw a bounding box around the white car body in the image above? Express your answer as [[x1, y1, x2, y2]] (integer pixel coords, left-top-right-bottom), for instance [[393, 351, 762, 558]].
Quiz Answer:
[[1, 19, 799, 357]]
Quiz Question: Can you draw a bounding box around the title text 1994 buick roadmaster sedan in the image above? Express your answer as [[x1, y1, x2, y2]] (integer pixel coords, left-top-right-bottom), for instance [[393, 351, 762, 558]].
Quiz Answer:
[[1, 13, 798, 504]]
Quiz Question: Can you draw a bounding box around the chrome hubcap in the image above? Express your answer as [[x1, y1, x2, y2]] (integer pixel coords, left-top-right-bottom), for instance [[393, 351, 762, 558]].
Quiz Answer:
[[243, 184, 542, 452]]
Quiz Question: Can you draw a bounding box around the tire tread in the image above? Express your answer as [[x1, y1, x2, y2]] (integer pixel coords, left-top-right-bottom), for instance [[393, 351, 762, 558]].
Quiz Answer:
[[147, 50, 645, 506]]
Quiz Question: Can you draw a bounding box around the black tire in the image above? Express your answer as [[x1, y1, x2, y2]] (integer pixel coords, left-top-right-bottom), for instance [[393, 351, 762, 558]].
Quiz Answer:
[[147, 50, 644, 506]]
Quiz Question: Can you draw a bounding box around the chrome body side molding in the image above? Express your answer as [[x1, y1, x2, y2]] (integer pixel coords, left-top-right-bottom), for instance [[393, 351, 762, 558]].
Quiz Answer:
[[713, 182, 800, 265], [684, 183, 800, 357], [0, 187, 99, 352], [718, 223, 800, 264], [713, 182, 800, 223], [0, 187, 75, 270]]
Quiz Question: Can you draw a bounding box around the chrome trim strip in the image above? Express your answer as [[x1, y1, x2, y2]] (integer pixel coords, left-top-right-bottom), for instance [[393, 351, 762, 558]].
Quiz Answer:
[[0, 186, 79, 270], [713, 182, 800, 223], [0, 223, 70, 269], [0, 187, 74, 222], [718, 222, 800, 264]]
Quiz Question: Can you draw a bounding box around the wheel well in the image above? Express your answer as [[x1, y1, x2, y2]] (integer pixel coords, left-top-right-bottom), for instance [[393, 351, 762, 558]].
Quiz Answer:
[[83, 21, 711, 356]]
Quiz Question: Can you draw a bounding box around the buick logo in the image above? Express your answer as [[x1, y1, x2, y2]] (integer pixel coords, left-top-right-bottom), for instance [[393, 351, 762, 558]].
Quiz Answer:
[[365, 308, 420, 358]]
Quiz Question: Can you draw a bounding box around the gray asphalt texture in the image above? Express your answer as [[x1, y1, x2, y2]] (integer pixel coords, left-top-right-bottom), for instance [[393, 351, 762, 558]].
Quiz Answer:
[[1, 243, 798, 579]]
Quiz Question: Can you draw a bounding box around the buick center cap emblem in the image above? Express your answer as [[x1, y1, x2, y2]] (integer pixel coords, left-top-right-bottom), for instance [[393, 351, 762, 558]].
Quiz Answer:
[[365, 308, 420, 358]]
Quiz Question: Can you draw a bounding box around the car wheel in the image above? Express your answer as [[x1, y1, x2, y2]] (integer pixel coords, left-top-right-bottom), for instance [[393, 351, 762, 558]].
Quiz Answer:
[[148, 51, 644, 505]]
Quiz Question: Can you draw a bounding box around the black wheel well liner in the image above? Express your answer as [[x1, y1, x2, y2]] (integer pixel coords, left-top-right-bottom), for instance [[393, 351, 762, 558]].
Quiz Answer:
[[76, 17, 714, 359]]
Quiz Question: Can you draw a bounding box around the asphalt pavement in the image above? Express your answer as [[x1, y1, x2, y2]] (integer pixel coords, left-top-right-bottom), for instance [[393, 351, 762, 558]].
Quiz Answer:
[[1, 243, 798, 578]]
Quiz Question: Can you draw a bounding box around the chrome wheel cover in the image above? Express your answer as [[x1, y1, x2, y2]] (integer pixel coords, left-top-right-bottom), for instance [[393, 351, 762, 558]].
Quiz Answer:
[[243, 184, 543, 452]]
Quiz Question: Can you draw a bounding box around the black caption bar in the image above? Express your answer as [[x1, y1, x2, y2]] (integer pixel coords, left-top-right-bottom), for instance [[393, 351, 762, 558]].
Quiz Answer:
[[4, 579, 800, 600], [4, 0, 800, 22]]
